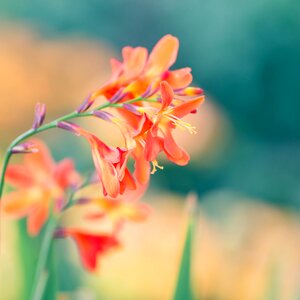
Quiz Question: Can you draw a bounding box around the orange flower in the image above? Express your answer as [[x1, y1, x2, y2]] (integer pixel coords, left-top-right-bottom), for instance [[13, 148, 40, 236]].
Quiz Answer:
[[79, 35, 193, 111], [58, 122, 137, 198], [56, 228, 120, 272], [89, 197, 150, 223], [122, 81, 204, 176], [144, 81, 204, 167], [2, 139, 81, 235], [61, 170, 150, 272], [78, 179, 150, 225], [86, 82, 204, 181]]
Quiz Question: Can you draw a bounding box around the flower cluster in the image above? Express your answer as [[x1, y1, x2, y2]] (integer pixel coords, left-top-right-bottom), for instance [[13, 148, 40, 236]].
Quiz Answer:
[[1, 35, 204, 272], [61, 34, 204, 198]]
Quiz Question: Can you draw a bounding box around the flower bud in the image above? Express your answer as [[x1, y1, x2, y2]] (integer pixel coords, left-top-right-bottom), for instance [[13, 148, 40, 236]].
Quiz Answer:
[[93, 110, 114, 122], [11, 142, 39, 154], [57, 121, 81, 136], [77, 94, 94, 113], [141, 85, 158, 98], [177, 87, 204, 96], [32, 102, 46, 130], [122, 103, 142, 116], [110, 88, 126, 103]]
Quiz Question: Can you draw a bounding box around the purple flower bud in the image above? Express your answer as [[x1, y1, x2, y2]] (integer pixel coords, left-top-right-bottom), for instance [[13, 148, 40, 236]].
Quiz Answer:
[[93, 110, 114, 122], [57, 121, 81, 136], [11, 142, 39, 154], [110, 88, 126, 103], [141, 85, 152, 98], [142, 85, 159, 98], [76, 94, 94, 113], [123, 103, 142, 116], [32, 103, 46, 130]]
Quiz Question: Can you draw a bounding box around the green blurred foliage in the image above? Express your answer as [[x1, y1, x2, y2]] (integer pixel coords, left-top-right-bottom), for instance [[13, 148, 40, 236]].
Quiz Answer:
[[0, 0, 299, 207], [173, 199, 196, 300]]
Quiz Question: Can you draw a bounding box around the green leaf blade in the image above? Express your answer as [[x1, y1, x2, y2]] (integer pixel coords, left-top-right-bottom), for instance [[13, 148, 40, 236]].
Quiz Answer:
[[173, 194, 197, 300]]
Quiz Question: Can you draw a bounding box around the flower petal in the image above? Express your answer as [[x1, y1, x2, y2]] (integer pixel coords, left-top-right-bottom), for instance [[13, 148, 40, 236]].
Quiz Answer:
[[92, 198, 150, 222], [171, 96, 205, 118], [27, 200, 50, 236], [55, 159, 81, 189], [160, 81, 174, 110], [120, 201, 150, 221], [5, 165, 34, 188], [120, 168, 136, 194], [133, 142, 151, 185], [163, 128, 190, 166], [122, 46, 148, 81], [2, 189, 39, 217], [165, 146, 190, 166], [24, 139, 55, 178], [147, 35, 179, 76], [144, 132, 163, 162], [165, 68, 193, 89], [63, 230, 120, 272], [90, 139, 120, 198], [116, 107, 144, 133]]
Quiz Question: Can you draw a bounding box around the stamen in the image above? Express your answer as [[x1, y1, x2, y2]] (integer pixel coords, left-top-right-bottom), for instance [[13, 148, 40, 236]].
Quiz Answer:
[[164, 113, 197, 134], [151, 160, 164, 174]]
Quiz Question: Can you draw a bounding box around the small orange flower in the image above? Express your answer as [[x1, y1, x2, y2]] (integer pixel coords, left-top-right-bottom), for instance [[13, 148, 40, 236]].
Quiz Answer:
[[56, 228, 120, 272], [143, 81, 204, 167], [59, 176, 149, 272], [78, 179, 150, 224], [80, 34, 193, 110], [88, 198, 150, 223], [120, 81, 204, 175], [74, 35, 205, 183], [58, 122, 137, 198], [2, 139, 81, 235]]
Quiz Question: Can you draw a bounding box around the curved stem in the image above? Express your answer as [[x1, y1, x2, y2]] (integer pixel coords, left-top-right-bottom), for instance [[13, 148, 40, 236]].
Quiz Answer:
[[0, 96, 157, 199], [0, 151, 12, 199], [0, 95, 158, 299], [0, 111, 82, 199]]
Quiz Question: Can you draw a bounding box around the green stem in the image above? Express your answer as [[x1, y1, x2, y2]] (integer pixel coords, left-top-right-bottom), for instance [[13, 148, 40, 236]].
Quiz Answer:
[[0, 150, 12, 199], [30, 216, 57, 300], [0, 96, 158, 299], [0, 96, 157, 199], [0, 111, 76, 199]]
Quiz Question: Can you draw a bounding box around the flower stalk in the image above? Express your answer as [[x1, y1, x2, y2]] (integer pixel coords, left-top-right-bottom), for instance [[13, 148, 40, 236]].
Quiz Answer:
[[30, 216, 57, 300], [0, 34, 205, 299], [0, 97, 155, 200]]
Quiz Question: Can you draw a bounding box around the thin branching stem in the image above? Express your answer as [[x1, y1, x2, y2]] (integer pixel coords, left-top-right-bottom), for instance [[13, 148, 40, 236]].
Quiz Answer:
[[0, 96, 157, 199]]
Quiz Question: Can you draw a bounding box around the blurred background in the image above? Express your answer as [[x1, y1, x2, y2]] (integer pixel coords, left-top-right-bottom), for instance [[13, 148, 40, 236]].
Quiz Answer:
[[0, 0, 300, 299]]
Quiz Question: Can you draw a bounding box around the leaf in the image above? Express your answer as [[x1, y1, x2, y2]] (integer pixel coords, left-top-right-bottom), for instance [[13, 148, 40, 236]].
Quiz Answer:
[[173, 194, 197, 300]]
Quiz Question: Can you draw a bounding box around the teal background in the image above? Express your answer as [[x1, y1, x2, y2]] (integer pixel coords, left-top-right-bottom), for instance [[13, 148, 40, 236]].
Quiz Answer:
[[0, 0, 299, 205]]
